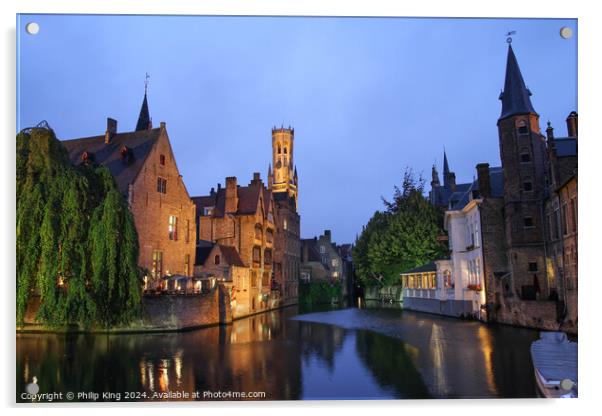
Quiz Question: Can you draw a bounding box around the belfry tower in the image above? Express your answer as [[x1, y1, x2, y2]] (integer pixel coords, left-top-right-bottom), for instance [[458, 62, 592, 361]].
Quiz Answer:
[[268, 126, 298, 210]]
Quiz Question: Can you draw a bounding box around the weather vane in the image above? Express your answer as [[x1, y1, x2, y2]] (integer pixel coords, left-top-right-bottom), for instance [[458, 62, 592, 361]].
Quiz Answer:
[[506, 31, 516, 44], [144, 72, 150, 93]]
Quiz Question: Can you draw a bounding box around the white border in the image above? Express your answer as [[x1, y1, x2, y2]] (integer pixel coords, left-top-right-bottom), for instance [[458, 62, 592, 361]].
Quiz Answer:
[[2, 1, 600, 415]]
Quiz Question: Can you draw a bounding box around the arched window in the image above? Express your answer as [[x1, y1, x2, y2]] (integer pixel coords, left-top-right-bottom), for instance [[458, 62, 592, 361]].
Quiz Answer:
[[278, 144, 282, 154], [284, 147, 288, 154], [214, 255, 220, 265]]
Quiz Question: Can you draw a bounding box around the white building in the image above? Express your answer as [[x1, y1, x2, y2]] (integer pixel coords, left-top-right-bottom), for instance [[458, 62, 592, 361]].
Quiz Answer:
[[401, 166, 503, 320], [444, 198, 487, 320]]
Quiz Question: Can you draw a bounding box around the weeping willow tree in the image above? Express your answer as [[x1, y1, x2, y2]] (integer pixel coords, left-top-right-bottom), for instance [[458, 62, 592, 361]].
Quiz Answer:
[[16, 127, 142, 327]]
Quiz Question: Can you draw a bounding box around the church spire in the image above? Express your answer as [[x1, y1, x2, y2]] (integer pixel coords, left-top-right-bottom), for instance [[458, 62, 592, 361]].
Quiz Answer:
[[443, 150, 450, 177], [499, 44, 537, 120], [135, 73, 152, 131]]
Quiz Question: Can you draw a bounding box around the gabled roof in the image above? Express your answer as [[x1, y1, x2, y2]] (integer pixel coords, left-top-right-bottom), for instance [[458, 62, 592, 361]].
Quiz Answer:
[[192, 180, 272, 219], [217, 245, 246, 267], [449, 166, 504, 211], [499, 44, 537, 120], [431, 182, 472, 208], [61, 127, 162, 195], [301, 238, 327, 266], [552, 137, 577, 157], [195, 240, 215, 265]]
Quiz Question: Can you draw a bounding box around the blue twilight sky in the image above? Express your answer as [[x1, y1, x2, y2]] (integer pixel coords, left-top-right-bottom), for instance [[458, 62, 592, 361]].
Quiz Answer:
[[17, 15, 577, 243]]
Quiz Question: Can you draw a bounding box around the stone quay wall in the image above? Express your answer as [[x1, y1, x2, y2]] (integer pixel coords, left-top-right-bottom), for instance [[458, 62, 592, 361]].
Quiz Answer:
[[19, 284, 233, 333], [364, 285, 403, 302], [403, 297, 475, 319]]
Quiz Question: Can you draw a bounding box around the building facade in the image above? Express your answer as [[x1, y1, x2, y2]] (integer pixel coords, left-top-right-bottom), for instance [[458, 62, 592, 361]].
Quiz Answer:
[[300, 230, 347, 298], [193, 173, 277, 317], [61, 91, 197, 291], [268, 127, 301, 305]]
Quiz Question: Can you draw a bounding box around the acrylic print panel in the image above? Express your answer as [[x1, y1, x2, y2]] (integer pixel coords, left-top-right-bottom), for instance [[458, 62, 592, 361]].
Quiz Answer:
[[16, 14, 577, 402]]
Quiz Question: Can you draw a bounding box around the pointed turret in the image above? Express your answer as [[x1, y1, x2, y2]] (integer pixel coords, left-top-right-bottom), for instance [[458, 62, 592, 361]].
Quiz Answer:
[[431, 164, 440, 188], [443, 150, 450, 178], [267, 164, 273, 189], [135, 91, 152, 131], [499, 44, 537, 120]]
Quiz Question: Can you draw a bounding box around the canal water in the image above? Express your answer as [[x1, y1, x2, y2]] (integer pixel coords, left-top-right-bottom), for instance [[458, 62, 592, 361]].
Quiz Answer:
[[16, 303, 540, 401]]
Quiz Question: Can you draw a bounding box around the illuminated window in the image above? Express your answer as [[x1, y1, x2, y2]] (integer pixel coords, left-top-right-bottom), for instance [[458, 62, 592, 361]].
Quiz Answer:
[[168, 215, 178, 240], [152, 251, 163, 278], [184, 254, 190, 276]]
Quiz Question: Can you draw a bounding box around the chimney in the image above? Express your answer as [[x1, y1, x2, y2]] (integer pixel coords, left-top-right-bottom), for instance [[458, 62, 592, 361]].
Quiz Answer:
[[105, 118, 117, 144], [566, 111, 578, 138], [251, 172, 261, 185], [324, 230, 332, 242], [476, 163, 491, 198], [546, 121, 554, 141], [225, 177, 238, 214]]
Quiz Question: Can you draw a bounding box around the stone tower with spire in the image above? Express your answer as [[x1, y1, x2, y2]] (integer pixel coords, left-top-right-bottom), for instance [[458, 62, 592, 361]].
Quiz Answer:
[[497, 43, 550, 300], [268, 126, 300, 305], [269, 126, 298, 210]]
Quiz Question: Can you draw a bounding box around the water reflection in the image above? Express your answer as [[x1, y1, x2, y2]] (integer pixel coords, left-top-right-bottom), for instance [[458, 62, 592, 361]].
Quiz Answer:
[[17, 305, 539, 401]]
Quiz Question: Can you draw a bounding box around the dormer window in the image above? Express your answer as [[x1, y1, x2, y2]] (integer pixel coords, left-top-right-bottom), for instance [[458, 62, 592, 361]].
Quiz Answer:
[[81, 151, 94, 164], [120, 146, 133, 164]]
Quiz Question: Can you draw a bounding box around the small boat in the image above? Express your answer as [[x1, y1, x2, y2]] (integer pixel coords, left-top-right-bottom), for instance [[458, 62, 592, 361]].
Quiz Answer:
[[530, 332, 578, 398]]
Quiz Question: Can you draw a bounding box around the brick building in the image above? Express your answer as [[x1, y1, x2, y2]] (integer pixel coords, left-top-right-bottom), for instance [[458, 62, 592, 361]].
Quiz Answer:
[[61, 90, 197, 290], [268, 127, 301, 305], [543, 113, 578, 331], [454, 44, 578, 333], [424, 44, 578, 333], [193, 173, 276, 317], [300, 230, 347, 298]]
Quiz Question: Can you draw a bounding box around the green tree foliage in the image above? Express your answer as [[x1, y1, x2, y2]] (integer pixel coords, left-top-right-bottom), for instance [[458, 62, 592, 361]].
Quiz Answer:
[[16, 128, 142, 327], [353, 169, 447, 287], [298, 281, 342, 305]]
